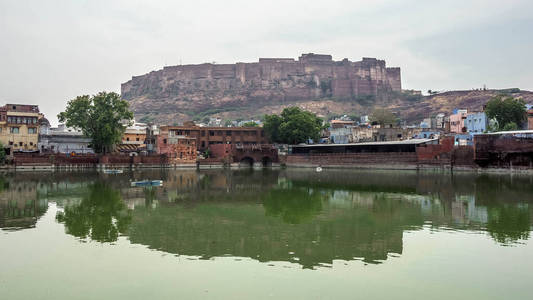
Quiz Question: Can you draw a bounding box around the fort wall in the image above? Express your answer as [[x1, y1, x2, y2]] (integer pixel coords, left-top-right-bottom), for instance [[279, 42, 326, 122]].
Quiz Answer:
[[121, 53, 402, 116]]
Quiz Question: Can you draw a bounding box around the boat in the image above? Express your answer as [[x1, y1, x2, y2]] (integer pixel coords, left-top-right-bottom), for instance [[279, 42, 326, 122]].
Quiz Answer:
[[316, 166, 323, 172], [103, 169, 123, 174], [131, 180, 163, 187]]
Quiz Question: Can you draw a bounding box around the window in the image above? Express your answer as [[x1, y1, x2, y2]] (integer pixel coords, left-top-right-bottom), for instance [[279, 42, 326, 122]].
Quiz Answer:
[[30, 142, 33, 146], [136, 138, 140, 141], [9, 141, 13, 145], [28, 127, 37, 134], [163, 139, 167, 144], [126, 137, 130, 141], [19, 142, 23, 146], [201, 131, 205, 137], [209, 131, 214, 136], [10, 127, 19, 134]]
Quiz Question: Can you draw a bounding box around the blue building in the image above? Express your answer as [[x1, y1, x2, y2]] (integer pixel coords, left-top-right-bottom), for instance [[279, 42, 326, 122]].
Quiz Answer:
[[414, 131, 440, 139], [465, 112, 488, 134]]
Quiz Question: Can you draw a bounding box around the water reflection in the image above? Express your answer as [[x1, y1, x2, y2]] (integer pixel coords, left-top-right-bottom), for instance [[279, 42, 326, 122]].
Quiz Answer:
[[1, 169, 532, 268], [56, 182, 132, 243]]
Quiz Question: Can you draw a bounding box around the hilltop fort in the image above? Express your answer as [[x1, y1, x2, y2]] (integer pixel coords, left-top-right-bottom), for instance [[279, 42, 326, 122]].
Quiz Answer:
[[121, 53, 401, 124]]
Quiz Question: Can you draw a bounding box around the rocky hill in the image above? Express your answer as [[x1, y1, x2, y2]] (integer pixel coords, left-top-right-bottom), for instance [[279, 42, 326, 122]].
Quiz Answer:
[[121, 53, 401, 124], [121, 54, 532, 124], [394, 89, 533, 122]]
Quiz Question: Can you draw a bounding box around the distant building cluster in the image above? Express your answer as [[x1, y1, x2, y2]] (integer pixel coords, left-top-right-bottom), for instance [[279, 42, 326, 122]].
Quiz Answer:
[[325, 104, 533, 147]]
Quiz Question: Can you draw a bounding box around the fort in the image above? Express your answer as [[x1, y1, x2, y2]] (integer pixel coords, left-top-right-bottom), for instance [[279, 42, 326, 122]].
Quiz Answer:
[[121, 53, 401, 123]]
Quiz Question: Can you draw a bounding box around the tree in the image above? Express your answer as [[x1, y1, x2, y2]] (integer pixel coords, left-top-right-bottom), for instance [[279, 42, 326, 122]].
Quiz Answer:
[[242, 121, 259, 127], [263, 114, 283, 142], [58, 92, 134, 153], [263, 107, 324, 144], [370, 108, 397, 126], [485, 95, 526, 131], [0, 142, 5, 164], [56, 182, 132, 243]]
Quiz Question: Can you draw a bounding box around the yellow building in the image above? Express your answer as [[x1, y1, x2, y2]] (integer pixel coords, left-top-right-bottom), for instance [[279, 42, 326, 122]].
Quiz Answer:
[[0, 104, 42, 154]]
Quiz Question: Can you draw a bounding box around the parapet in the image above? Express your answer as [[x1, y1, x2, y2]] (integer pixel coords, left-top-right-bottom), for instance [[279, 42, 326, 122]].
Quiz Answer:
[[298, 53, 333, 63], [259, 58, 295, 63]]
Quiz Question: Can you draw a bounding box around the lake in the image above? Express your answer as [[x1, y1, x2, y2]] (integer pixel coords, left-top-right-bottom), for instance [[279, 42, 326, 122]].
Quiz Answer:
[[1, 169, 532, 299]]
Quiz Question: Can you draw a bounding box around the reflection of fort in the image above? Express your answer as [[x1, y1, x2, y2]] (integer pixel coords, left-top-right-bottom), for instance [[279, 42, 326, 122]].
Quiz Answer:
[[1, 169, 532, 268]]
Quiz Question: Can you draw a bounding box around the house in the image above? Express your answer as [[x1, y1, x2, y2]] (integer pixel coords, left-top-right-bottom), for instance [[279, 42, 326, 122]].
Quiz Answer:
[[528, 110, 533, 130], [465, 112, 488, 134], [0, 104, 42, 155], [118, 122, 147, 152], [149, 124, 268, 151], [38, 121, 93, 154], [329, 119, 356, 144], [145, 125, 196, 163], [449, 109, 468, 133], [352, 126, 421, 143]]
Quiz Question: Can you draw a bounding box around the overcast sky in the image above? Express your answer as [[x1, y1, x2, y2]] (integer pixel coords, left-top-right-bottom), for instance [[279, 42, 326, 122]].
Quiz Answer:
[[1, 0, 532, 125]]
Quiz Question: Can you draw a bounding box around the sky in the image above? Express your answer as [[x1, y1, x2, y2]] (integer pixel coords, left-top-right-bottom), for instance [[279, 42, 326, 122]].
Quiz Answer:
[[1, 0, 532, 125]]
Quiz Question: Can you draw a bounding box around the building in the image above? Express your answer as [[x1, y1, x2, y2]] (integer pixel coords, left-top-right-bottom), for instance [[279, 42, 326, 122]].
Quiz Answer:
[[329, 119, 356, 144], [291, 139, 438, 154], [330, 120, 356, 129], [145, 126, 197, 163], [453, 134, 473, 146], [465, 112, 488, 134], [149, 125, 268, 152], [435, 113, 446, 130], [118, 122, 147, 152], [352, 126, 421, 143], [330, 127, 353, 144], [0, 104, 42, 154], [39, 122, 93, 154], [449, 109, 468, 133], [528, 110, 533, 130], [414, 131, 440, 139]]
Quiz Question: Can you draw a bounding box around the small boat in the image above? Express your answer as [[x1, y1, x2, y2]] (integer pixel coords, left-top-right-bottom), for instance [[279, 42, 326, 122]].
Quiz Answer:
[[316, 166, 323, 172], [131, 180, 163, 187], [103, 169, 123, 174]]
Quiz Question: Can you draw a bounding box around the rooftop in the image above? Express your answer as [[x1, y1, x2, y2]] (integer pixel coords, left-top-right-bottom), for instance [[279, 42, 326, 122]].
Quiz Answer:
[[291, 139, 438, 148]]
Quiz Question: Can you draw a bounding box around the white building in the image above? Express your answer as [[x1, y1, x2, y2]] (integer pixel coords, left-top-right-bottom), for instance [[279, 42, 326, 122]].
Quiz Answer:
[[38, 122, 93, 154]]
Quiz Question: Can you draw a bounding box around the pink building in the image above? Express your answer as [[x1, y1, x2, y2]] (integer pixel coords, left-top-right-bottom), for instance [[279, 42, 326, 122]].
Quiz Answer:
[[449, 109, 468, 133]]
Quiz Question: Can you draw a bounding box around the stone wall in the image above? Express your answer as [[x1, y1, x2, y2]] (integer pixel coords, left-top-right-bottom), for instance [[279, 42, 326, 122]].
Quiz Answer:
[[286, 152, 418, 168]]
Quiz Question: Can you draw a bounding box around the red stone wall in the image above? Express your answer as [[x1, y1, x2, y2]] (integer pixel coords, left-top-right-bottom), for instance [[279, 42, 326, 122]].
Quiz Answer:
[[415, 137, 454, 163]]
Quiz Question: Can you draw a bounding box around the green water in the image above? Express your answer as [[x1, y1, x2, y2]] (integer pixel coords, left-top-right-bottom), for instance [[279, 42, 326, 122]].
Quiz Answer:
[[1, 169, 532, 299]]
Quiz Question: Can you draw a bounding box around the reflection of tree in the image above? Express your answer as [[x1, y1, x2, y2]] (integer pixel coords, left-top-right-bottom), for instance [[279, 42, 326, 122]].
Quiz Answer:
[[486, 205, 530, 244], [56, 182, 131, 242], [262, 186, 323, 224]]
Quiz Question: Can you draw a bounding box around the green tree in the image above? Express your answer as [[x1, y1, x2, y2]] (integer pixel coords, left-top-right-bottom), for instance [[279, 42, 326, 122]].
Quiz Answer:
[[485, 95, 526, 131], [56, 182, 132, 243], [0, 142, 5, 164], [370, 108, 397, 126], [58, 92, 134, 153], [263, 114, 283, 142], [242, 121, 259, 127], [264, 107, 324, 144]]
